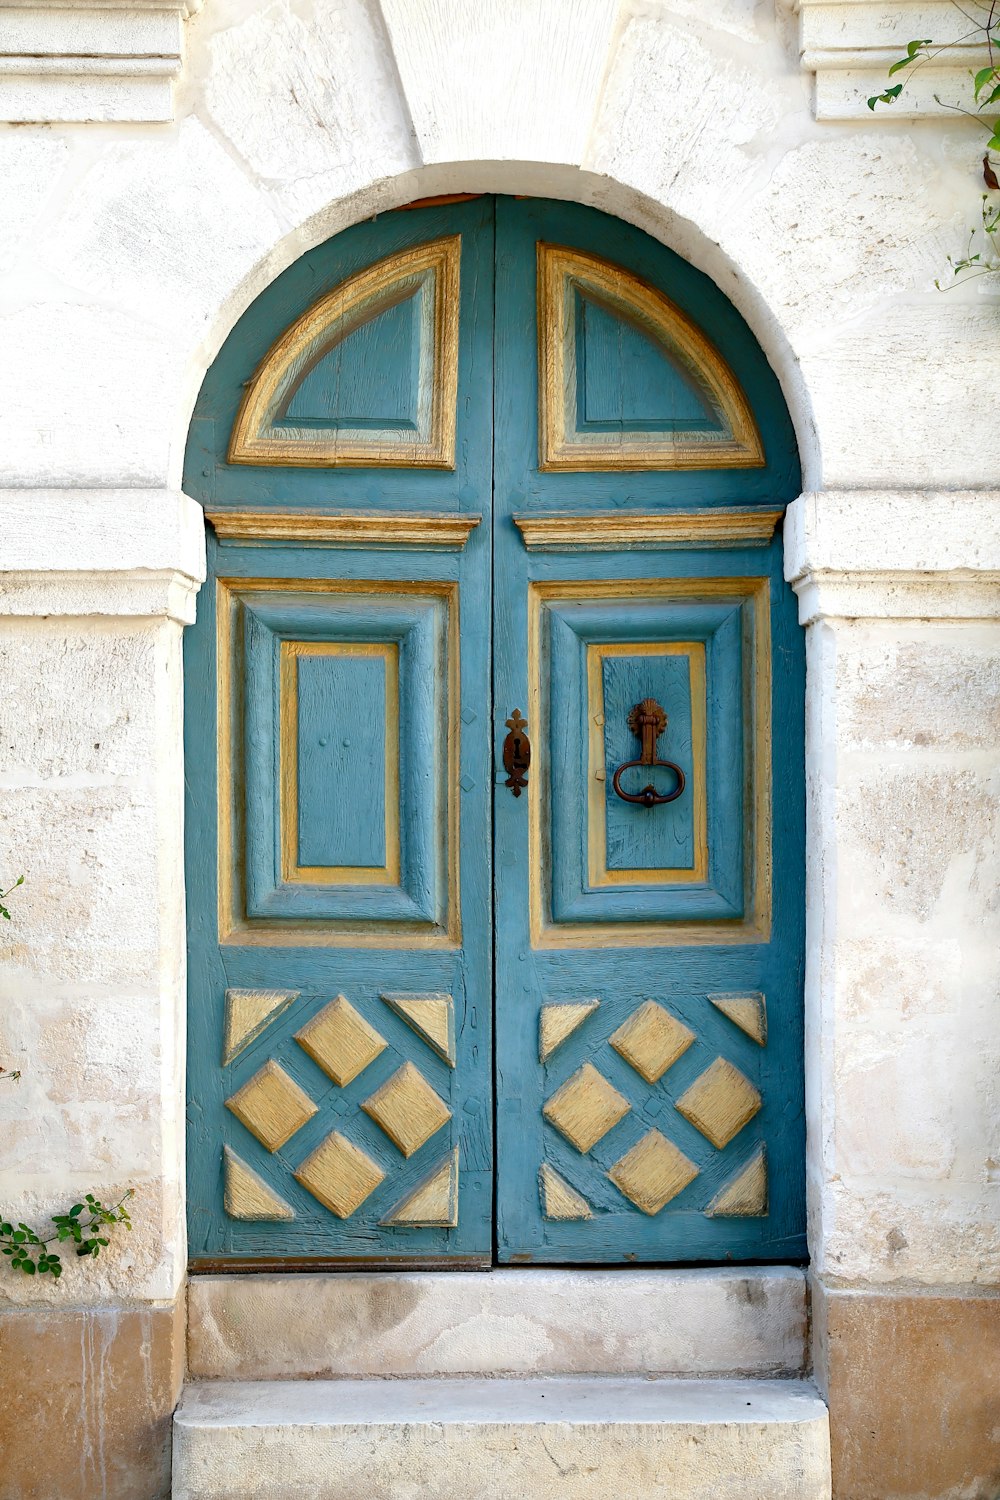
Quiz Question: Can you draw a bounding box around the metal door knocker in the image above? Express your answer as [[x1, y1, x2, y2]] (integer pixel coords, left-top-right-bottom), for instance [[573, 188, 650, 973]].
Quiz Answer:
[[502, 708, 531, 796], [611, 698, 685, 808]]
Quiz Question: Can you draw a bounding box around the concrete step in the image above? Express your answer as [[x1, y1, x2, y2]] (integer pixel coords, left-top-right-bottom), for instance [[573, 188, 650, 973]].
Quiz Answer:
[[187, 1268, 807, 1380], [173, 1376, 831, 1500]]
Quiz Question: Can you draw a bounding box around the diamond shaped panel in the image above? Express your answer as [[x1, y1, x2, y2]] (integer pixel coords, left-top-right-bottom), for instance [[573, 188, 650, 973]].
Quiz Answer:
[[609, 1000, 695, 1084], [295, 995, 387, 1087], [675, 1056, 761, 1149], [362, 1061, 452, 1158], [542, 1062, 630, 1153], [294, 1131, 385, 1218], [608, 1130, 699, 1215], [224, 1059, 317, 1152]]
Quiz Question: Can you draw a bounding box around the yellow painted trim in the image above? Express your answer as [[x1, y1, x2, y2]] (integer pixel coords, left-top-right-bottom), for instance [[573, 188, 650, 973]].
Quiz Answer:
[[207, 511, 481, 550], [216, 576, 461, 950], [514, 509, 782, 551], [279, 640, 400, 887], [229, 236, 461, 469], [586, 640, 708, 888], [527, 576, 772, 950], [537, 243, 764, 472]]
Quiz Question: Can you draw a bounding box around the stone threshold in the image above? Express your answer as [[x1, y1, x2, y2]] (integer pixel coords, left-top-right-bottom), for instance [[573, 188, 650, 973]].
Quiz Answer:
[[173, 1375, 831, 1499], [187, 1266, 808, 1381]]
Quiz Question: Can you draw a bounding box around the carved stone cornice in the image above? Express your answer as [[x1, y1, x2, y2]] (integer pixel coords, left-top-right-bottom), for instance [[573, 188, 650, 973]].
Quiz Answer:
[[0, 488, 206, 621], [0, 0, 205, 122], [784, 490, 1000, 621], [795, 0, 994, 120]]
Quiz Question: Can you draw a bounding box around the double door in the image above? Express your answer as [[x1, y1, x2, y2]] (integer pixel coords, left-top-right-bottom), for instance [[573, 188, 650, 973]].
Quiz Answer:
[[184, 196, 805, 1267]]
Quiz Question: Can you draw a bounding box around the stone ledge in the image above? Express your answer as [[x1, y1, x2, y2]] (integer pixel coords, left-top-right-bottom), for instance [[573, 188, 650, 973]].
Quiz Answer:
[[0, 487, 206, 621], [0, 0, 204, 122], [173, 1376, 832, 1500], [796, 0, 994, 120], [187, 1267, 808, 1381], [784, 490, 1000, 622]]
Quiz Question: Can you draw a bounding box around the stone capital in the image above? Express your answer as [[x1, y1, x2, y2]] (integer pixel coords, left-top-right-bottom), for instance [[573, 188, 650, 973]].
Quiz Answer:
[[784, 490, 1000, 624], [0, 487, 206, 623]]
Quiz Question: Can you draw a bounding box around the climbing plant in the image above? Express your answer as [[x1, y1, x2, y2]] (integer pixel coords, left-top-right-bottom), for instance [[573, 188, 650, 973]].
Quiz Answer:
[[869, 4, 1000, 282], [0, 876, 133, 1278]]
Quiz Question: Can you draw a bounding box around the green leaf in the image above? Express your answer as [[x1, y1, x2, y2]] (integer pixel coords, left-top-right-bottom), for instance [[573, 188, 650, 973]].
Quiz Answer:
[[12, 1232, 25, 1244], [988, 130, 1000, 152], [69, 1204, 84, 1218], [887, 39, 932, 77], [868, 84, 904, 109], [974, 65, 998, 94], [22, 1260, 35, 1275]]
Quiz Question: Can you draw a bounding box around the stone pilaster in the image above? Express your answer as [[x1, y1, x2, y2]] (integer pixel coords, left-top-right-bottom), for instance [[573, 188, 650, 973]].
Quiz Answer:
[[786, 489, 1000, 1499]]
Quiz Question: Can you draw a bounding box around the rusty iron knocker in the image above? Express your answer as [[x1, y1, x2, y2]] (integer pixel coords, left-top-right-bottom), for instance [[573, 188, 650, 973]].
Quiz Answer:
[[611, 698, 686, 808], [502, 708, 531, 797]]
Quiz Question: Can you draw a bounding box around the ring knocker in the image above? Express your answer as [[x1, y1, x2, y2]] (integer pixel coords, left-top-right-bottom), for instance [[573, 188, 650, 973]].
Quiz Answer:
[[611, 698, 686, 808]]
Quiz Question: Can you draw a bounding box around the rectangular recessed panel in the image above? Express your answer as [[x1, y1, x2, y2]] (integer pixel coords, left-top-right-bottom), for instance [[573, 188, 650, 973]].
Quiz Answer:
[[588, 643, 706, 884], [535, 579, 765, 943], [218, 579, 459, 943], [283, 642, 398, 882]]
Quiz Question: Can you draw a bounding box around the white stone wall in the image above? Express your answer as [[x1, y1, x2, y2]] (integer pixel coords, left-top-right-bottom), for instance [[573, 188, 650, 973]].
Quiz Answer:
[[0, 0, 998, 1309]]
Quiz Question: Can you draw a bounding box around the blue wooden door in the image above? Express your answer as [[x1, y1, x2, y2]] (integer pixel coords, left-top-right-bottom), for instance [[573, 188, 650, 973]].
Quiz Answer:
[[492, 199, 804, 1262], [183, 196, 805, 1268]]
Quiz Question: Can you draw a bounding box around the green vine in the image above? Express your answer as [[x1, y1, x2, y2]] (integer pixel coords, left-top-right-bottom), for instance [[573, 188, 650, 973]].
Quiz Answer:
[[0, 874, 23, 922], [0, 1193, 133, 1279], [1, 876, 133, 1278], [868, 3, 1000, 283]]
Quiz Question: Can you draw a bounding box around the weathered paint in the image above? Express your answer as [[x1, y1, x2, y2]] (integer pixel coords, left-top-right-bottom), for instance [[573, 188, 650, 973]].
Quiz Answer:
[[183, 196, 804, 1265]]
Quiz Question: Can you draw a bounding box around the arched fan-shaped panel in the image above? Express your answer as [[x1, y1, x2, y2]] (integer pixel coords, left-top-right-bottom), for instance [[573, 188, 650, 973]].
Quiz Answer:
[[229, 236, 461, 468], [537, 243, 764, 471]]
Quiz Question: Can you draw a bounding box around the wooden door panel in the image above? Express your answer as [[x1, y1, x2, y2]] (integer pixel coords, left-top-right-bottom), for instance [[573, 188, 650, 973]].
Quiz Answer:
[[493, 198, 805, 1264], [184, 199, 494, 1265], [539, 584, 759, 933], [232, 582, 454, 931]]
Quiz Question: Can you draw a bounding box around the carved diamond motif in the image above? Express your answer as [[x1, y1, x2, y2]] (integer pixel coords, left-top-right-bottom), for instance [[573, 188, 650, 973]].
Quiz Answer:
[[675, 1057, 761, 1149], [609, 1001, 695, 1084], [608, 1130, 698, 1215], [381, 1148, 459, 1227], [362, 1061, 452, 1158], [542, 1062, 630, 1153], [294, 1131, 385, 1218], [224, 1059, 317, 1152], [295, 996, 387, 1087]]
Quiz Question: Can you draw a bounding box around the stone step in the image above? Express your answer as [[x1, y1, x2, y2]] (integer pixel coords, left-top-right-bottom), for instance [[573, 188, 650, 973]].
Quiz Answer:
[[172, 1376, 831, 1500], [187, 1267, 807, 1380]]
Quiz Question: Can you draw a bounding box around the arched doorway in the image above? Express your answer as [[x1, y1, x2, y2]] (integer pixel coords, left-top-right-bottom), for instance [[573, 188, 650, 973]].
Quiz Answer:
[[183, 195, 804, 1268]]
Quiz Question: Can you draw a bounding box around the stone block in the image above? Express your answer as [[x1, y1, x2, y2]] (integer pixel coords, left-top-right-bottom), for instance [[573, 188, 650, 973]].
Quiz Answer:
[[173, 1376, 832, 1500], [0, 1300, 183, 1500], [381, 0, 620, 168], [814, 1283, 1000, 1499], [187, 1268, 808, 1381], [198, 0, 415, 220], [834, 624, 1000, 754]]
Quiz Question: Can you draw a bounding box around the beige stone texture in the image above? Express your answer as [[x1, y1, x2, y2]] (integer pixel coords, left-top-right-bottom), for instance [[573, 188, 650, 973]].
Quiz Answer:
[[0, 1299, 183, 1500], [187, 1269, 808, 1380], [172, 1375, 832, 1500], [0, 600, 191, 1306], [813, 1283, 1000, 1500]]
